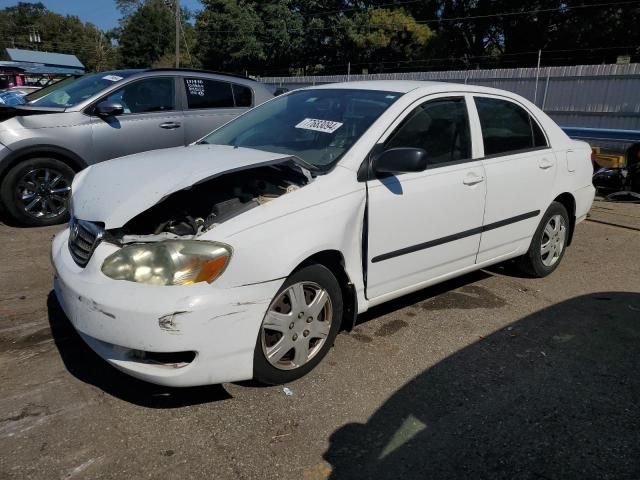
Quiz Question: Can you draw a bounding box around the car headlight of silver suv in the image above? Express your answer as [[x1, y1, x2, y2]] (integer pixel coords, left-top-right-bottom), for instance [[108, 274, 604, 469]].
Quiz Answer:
[[101, 240, 232, 286]]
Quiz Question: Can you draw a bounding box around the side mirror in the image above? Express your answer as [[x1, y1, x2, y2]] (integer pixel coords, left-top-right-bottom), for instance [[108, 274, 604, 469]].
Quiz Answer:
[[95, 101, 124, 117], [373, 147, 428, 175]]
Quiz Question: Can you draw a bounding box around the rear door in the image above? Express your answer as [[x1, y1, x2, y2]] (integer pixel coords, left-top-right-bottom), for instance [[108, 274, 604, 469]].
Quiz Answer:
[[366, 95, 487, 299], [471, 95, 557, 263], [180, 77, 254, 142], [90, 76, 184, 162]]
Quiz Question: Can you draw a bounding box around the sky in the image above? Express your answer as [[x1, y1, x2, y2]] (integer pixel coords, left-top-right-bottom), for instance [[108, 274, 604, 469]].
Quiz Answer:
[[0, 0, 203, 31]]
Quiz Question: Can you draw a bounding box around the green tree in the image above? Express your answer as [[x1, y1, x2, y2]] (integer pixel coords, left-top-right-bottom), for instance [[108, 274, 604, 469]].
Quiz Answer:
[[344, 8, 433, 72], [196, 0, 303, 74], [117, 0, 174, 68], [286, 0, 351, 75]]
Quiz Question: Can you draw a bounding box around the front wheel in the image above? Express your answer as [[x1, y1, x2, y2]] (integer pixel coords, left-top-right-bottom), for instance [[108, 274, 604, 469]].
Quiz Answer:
[[253, 264, 343, 385], [516, 202, 570, 278], [0, 158, 75, 227]]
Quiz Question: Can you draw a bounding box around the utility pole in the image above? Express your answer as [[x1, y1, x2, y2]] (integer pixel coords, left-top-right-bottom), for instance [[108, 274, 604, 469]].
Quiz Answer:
[[175, 0, 180, 68]]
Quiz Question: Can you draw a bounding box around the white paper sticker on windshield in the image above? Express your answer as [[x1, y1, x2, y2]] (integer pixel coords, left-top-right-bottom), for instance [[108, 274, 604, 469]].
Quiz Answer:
[[102, 75, 123, 82], [295, 118, 343, 134]]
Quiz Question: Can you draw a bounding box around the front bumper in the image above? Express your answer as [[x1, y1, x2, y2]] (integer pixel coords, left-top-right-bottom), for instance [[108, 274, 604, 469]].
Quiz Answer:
[[51, 229, 283, 387]]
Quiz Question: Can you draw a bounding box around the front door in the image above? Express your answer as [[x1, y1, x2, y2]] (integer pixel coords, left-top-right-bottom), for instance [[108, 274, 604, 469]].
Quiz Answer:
[[366, 96, 487, 300], [90, 77, 184, 163]]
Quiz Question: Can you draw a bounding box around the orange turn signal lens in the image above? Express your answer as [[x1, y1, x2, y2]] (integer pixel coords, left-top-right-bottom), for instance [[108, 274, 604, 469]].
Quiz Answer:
[[195, 255, 230, 284]]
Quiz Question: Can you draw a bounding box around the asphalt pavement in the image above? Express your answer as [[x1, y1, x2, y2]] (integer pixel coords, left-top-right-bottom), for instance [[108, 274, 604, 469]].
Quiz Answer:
[[0, 206, 639, 480]]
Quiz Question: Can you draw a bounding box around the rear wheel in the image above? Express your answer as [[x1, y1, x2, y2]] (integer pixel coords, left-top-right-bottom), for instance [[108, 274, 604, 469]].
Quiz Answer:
[[516, 202, 570, 278], [253, 264, 343, 385], [0, 158, 74, 226]]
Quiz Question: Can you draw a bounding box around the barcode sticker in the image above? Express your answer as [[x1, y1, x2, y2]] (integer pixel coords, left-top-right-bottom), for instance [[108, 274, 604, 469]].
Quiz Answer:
[[295, 118, 343, 134]]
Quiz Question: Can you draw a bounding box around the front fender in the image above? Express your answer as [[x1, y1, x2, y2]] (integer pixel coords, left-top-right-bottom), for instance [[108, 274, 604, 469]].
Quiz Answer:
[[208, 169, 367, 310]]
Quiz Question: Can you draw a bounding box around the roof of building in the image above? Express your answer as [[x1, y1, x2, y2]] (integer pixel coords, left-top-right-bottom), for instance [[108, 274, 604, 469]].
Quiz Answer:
[[6, 48, 84, 69]]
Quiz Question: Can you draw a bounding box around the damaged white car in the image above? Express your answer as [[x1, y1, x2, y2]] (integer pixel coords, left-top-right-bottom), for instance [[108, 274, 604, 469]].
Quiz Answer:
[[51, 81, 595, 386]]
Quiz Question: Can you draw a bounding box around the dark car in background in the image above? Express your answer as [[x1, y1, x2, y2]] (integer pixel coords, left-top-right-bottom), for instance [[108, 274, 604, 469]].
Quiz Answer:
[[0, 69, 273, 226]]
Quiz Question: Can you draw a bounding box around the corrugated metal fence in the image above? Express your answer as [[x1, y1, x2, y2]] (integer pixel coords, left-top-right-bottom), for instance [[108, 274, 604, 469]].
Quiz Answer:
[[259, 63, 640, 130]]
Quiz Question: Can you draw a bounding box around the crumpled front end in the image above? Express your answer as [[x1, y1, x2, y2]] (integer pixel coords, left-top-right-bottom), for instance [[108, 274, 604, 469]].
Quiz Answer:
[[52, 229, 283, 386]]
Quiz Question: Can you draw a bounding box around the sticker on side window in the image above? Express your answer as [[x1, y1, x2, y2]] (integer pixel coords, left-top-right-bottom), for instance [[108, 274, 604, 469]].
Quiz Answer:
[[295, 118, 343, 134], [102, 75, 123, 82], [186, 78, 205, 97]]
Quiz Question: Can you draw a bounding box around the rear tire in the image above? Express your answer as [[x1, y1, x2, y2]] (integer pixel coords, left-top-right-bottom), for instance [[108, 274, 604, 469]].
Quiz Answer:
[[516, 202, 570, 278], [0, 158, 75, 227], [253, 264, 343, 385]]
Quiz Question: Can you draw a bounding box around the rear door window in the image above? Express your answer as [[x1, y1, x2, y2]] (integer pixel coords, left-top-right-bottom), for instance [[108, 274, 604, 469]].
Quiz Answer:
[[184, 78, 235, 109], [475, 97, 548, 156]]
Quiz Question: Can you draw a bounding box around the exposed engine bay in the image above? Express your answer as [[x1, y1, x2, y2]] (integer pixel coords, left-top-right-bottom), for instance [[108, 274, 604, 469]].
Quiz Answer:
[[110, 161, 310, 241]]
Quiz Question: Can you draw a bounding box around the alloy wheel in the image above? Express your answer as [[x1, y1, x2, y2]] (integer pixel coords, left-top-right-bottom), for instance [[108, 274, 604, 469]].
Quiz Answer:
[[16, 168, 71, 219]]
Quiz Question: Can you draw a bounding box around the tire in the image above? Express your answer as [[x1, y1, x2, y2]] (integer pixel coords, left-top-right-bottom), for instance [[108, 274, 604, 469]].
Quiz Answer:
[[253, 264, 343, 385], [516, 201, 570, 278], [0, 158, 75, 227]]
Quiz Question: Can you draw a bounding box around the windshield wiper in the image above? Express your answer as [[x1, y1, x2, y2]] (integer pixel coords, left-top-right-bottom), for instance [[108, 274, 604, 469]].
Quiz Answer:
[[288, 155, 322, 173]]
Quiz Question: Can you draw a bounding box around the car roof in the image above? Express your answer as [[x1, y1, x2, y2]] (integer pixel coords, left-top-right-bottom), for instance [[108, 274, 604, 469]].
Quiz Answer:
[[309, 80, 514, 97], [85, 68, 257, 83], [144, 68, 254, 81]]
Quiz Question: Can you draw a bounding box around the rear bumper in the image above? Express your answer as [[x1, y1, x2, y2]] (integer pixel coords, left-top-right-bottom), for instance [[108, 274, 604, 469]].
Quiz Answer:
[[51, 229, 283, 387]]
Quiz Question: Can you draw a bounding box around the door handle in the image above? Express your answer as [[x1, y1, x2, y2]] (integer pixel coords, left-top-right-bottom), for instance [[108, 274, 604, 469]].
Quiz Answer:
[[539, 158, 553, 170], [463, 174, 485, 186], [159, 122, 181, 129]]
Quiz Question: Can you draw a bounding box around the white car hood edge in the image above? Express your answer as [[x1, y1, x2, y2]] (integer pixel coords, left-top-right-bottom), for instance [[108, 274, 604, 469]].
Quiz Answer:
[[71, 144, 292, 229]]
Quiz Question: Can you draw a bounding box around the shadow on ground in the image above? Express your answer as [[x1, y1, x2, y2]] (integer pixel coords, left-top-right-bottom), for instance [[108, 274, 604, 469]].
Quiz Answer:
[[47, 292, 231, 408], [324, 292, 640, 479], [355, 270, 493, 326]]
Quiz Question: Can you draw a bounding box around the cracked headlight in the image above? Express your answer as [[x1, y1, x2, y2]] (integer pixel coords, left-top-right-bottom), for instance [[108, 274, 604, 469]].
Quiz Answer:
[[101, 241, 231, 286]]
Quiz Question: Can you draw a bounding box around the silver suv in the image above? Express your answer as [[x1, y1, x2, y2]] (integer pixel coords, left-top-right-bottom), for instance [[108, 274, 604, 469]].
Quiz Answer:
[[0, 69, 273, 226]]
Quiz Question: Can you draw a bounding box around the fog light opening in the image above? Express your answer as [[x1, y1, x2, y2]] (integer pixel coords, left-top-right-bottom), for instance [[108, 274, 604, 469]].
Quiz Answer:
[[128, 349, 196, 369]]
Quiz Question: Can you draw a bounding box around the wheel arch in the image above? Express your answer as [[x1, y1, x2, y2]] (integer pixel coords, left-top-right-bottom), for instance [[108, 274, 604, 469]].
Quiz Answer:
[[292, 249, 358, 332], [0, 145, 87, 183], [553, 192, 577, 245]]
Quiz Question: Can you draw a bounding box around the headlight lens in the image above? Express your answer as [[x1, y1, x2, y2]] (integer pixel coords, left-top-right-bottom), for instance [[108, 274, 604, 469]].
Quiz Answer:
[[101, 240, 231, 286]]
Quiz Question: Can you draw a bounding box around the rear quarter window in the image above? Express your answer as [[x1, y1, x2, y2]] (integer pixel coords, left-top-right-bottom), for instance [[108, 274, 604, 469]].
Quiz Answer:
[[232, 84, 253, 107]]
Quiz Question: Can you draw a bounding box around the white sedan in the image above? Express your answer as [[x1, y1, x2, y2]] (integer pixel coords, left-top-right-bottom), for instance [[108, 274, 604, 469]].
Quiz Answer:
[[51, 81, 595, 386]]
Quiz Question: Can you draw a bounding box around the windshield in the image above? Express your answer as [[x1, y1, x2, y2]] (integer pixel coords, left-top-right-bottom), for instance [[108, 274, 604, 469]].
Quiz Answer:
[[28, 71, 138, 108], [202, 89, 401, 170]]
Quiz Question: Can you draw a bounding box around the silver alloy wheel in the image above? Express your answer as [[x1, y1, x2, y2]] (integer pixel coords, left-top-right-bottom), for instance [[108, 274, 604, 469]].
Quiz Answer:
[[261, 281, 333, 370], [540, 214, 567, 267], [17, 168, 71, 219]]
